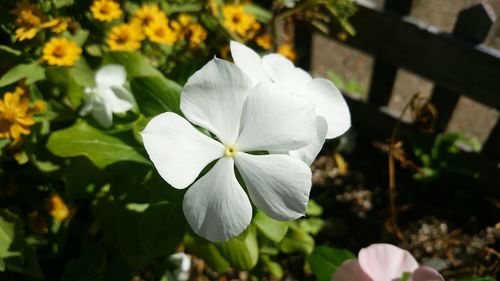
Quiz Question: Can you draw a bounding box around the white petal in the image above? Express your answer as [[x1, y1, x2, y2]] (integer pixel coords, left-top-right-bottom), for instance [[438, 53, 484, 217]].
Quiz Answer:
[[111, 85, 135, 112], [98, 85, 134, 113], [168, 253, 191, 281], [298, 78, 351, 139], [358, 243, 419, 281], [289, 116, 328, 165], [331, 260, 372, 281], [141, 112, 225, 189], [183, 157, 252, 242], [230, 40, 271, 86], [181, 58, 253, 144], [261, 54, 312, 94], [79, 94, 94, 116], [91, 97, 113, 128], [95, 64, 126, 86], [236, 81, 316, 152], [234, 152, 312, 221]]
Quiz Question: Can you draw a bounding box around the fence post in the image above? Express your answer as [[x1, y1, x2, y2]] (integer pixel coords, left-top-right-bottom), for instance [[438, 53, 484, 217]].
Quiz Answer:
[[366, 0, 413, 107], [430, 1, 496, 131], [294, 21, 313, 70]]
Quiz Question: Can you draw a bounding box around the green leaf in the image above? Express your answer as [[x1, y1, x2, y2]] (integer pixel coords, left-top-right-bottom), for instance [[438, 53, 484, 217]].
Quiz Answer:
[[184, 234, 230, 273], [96, 172, 186, 269], [279, 223, 314, 255], [0, 215, 19, 264], [62, 241, 132, 281], [261, 255, 284, 279], [0, 210, 43, 279], [103, 52, 160, 77], [253, 211, 288, 242], [306, 200, 323, 216], [216, 226, 259, 271], [299, 218, 325, 235], [0, 63, 45, 87], [70, 58, 94, 87], [308, 246, 356, 281], [63, 29, 89, 46], [53, 0, 74, 8], [47, 121, 150, 169], [131, 76, 181, 117], [245, 4, 272, 23]]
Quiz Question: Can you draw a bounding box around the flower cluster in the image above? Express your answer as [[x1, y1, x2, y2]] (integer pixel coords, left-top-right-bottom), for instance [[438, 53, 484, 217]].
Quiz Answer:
[[96, 1, 209, 51], [11, 3, 68, 41], [142, 41, 350, 242]]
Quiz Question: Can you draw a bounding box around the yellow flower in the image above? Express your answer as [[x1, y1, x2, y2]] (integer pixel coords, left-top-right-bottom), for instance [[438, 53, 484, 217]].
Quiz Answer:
[[107, 23, 144, 51], [12, 6, 43, 41], [255, 33, 273, 50], [185, 24, 207, 48], [42, 37, 82, 67], [222, 4, 259, 38], [15, 27, 38, 41], [178, 14, 192, 27], [145, 20, 180, 45], [46, 194, 70, 221], [90, 0, 122, 22], [40, 18, 68, 33], [33, 100, 46, 113], [278, 43, 297, 62], [0, 90, 35, 140], [15, 9, 42, 27], [131, 4, 167, 27]]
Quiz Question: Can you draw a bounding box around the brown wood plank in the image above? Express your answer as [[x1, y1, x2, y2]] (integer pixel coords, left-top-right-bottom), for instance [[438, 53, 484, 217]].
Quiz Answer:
[[321, 0, 500, 109]]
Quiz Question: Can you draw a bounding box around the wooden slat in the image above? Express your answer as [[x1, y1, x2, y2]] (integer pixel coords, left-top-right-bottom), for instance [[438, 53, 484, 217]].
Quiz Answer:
[[323, 0, 500, 109], [344, 94, 500, 186], [482, 121, 500, 160], [366, 0, 413, 107]]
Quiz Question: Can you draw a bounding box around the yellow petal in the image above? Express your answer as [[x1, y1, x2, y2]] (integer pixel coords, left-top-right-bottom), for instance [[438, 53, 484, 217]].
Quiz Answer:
[[17, 116, 36, 126], [10, 124, 21, 139]]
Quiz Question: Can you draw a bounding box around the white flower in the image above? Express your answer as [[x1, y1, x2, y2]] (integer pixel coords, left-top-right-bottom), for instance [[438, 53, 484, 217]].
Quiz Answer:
[[166, 253, 191, 281], [230, 41, 351, 165], [141, 58, 317, 242], [80, 64, 135, 128]]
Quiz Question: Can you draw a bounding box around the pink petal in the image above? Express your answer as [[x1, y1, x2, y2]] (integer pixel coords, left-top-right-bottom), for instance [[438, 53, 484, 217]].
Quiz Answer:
[[409, 266, 445, 281], [331, 260, 372, 281], [358, 244, 419, 281]]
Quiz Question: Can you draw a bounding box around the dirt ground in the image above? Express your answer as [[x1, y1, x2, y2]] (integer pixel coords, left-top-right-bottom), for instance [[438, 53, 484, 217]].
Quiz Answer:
[[310, 0, 500, 143]]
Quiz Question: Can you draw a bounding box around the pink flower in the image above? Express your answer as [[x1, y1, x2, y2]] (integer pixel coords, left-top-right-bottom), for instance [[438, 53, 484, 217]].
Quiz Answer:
[[331, 244, 444, 281]]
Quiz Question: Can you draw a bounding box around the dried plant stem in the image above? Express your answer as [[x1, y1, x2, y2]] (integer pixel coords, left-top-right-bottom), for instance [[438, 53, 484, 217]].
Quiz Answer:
[[388, 93, 421, 240]]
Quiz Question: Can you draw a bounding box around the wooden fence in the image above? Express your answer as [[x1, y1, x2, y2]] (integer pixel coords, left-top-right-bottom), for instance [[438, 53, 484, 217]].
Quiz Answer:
[[295, 0, 500, 176]]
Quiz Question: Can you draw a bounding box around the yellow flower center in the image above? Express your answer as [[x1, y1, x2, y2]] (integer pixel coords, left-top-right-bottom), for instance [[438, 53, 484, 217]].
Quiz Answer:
[[224, 144, 237, 157], [117, 30, 130, 44], [99, 3, 112, 14], [154, 27, 165, 37], [52, 44, 67, 58], [232, 14, 241, 24]]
